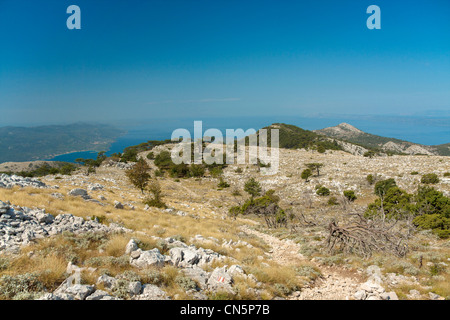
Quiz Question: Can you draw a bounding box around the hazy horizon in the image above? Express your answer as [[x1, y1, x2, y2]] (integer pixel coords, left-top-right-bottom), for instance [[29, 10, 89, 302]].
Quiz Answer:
[[2, 113, 449, 147]]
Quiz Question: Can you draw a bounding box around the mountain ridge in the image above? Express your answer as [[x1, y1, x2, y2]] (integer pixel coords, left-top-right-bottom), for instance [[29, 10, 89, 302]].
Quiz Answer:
[[314, 123, 450, 156]]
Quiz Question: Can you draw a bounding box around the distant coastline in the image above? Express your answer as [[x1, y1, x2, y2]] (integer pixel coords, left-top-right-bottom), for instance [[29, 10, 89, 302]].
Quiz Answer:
[[0, 123, 126, 163]]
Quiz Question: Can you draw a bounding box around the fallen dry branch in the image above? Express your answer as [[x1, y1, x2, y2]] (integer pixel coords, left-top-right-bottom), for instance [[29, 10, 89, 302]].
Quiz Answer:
[[326, 213, 408, 259]]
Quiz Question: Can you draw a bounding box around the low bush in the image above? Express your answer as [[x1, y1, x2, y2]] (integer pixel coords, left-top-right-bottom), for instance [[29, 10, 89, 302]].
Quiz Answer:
[[421, 173, 439, 184]]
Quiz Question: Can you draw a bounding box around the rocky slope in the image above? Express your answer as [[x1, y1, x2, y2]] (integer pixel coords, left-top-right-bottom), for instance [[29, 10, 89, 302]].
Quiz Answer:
[[315, 123, 449, 156]]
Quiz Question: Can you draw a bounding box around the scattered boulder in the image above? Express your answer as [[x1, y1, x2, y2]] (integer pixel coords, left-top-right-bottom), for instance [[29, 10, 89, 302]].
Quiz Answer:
[[35, 210, 54, 224], [354, 290, 366, 300], [88, 184, 104, 191], [37, 293, 65, 300], [380, 292, 399, 300], [125, 239, 139, 254], [64, 284, 95, 300], [50, 192, 64, 200], [136, 284, 170, 300], [207, 266, 234, 293], [429, 292, 444, 300], [97, 274, 117, 289], [68, 188, 90, 199], [406, 289, 422, 299], [114, 201, 124, 209], [182, 267, 210, 290], [128, 281, 142, 296], [130, 248, 165, 268], [86, 290, 118, 300]]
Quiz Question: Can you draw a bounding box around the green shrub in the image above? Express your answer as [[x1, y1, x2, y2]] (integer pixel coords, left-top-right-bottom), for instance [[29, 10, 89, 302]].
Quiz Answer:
[[112, 279, 131, 299], [366, 187, 413, 219], [217, 178, 230, 189], [120, 148, 138, 163], [343, 190, 357, 202], [154, 151, 174, 170], [142, 270, 164, 285], [0, 273, 44, 299], [363, 150, 377, 158], [169, 163, 189, 178], [231, 189, 241, 196], [189, 164, 205, 177], [366, 174, 375, 185], [294, 265, 322, 280], [316, 186, 330, 196], [413, 214, 450, 239], [175, 276, 198, 291], [374, 178, 397, 197], [229, 190, 287, 228], [327, 196, 339, 206], [143, 181, 166, 209], [414, 186, 450, 216], [317, 145, 326, 153], [0, 257, 10, 271], [410, 171, 419, 175], [301, 168, 312, 182], [244, 178, 262, 198], [117, 270, 141, 282], [9, 162, 78, 178], [421, 173, 439, 184], [273, 283, 291, 296]]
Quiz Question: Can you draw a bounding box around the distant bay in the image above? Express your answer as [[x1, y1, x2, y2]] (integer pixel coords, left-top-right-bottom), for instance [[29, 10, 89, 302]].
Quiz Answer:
[[45, 115, 450, 163]]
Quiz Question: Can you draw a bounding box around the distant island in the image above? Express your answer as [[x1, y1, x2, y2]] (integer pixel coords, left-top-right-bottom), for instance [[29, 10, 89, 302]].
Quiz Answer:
[[0, 123, 126, 163]]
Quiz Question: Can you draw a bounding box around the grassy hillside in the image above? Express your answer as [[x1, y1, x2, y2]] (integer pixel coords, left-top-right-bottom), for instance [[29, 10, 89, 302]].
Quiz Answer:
[[0, 123, 125, 163]]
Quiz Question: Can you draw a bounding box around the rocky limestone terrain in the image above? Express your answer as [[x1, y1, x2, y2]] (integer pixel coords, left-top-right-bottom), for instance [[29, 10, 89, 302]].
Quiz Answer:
[[0, 200, 129, 253], [0, 174, 49, 189], [0, 145, 449, 301]]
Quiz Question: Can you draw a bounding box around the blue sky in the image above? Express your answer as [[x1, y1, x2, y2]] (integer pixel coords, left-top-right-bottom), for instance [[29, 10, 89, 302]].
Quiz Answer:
[[0, 0, 449, 126]]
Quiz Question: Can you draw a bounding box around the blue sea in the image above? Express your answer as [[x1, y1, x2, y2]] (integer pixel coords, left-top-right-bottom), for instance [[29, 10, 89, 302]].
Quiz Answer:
[[47, 115, 450, 163]]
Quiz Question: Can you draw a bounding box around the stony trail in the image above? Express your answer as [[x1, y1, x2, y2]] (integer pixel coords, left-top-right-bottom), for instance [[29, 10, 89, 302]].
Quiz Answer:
[[242, 226, 363, 300]]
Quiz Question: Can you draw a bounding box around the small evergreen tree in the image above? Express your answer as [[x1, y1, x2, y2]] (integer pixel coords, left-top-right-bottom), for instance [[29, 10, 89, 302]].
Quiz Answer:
[[144, 180, 166, 208], [301, 168, 313, 182], [306, 163, 323, 176], [244, 178, 262, 199], [125, 158, 151, 194]]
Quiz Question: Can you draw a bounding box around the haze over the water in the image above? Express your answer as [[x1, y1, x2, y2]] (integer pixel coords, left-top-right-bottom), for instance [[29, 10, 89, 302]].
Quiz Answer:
[[0, 0, 449, 140]]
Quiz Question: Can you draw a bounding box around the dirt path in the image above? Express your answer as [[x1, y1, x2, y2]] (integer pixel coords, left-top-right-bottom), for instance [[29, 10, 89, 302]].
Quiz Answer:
[[242, 226, 363, 300]]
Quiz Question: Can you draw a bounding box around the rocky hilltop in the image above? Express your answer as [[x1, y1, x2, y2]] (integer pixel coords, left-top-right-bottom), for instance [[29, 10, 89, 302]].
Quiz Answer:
[[315, 123, 449, 156]]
